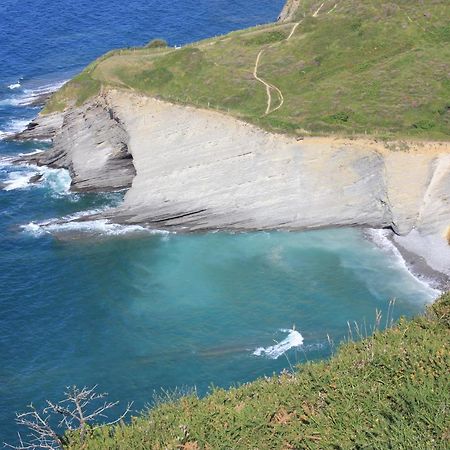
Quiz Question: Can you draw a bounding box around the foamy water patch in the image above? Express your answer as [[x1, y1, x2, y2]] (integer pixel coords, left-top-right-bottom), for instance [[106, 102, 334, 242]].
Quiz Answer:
[[2, 169, 37, 190], [366, 228, 441, 297], [253, 328, 304, 359], [41, 167, 71, 196], [22, 210, 170, 238], [8, 82, 21, 90], [0, 80, 67, 108], [1, 164, 71, 195], [0, 119, 31, 139]]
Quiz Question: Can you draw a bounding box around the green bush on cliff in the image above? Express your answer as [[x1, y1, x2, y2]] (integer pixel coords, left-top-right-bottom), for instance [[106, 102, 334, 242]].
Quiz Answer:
[[43, 0, 450, 140], [61, 292, 450, 449], [145, 38, 168, 49]]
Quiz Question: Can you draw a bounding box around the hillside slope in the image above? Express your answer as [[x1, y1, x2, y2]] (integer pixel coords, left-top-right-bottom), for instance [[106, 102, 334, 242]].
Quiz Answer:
[[63, 293, 450, 449], [44, 0, 450, 140]]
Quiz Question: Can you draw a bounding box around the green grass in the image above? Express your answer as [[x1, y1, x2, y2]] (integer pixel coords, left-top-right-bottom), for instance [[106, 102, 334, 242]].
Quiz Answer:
[[65, 293, 450, 449], [43, 0, 450, 140]]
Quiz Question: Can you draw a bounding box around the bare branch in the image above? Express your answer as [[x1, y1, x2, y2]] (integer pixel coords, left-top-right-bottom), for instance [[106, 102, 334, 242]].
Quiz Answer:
[[5, 386, 132, 449], [93, 402, 133, 429]]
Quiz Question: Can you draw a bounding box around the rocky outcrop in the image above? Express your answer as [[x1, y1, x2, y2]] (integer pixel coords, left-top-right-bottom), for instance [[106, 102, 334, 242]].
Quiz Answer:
[[15, 97, 135, 192], [91, 91, 448, 236], [13, 89, 450, 275], [278, 0, 300, 22], [14, 111, 64, 140]]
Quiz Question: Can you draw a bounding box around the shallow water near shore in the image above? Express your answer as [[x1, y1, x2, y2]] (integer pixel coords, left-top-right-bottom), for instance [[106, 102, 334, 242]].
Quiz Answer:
[[0, 0, 441, 443]]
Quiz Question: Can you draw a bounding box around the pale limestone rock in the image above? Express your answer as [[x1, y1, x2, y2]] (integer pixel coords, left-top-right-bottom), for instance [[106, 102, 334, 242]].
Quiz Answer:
[[14, 89, 450, 278]]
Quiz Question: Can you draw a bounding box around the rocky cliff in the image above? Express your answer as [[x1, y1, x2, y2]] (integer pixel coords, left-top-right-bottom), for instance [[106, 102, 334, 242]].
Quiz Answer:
[[15, 89, 450, 276], [277, 0, 300, 22], [16, 96, 135, 192]]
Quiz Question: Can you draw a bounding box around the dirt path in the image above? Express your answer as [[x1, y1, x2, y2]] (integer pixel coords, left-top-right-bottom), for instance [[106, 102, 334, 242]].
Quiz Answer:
[[252, 19, 301, 115], [253, 2, 326, 116], [286, 21, 301, 40], [313, 2, 325, 17], [253, 50, 273, 115], [328, 4, 337, 14]]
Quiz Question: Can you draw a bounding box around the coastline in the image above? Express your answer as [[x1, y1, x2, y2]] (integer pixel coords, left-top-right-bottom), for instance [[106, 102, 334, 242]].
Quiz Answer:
[[365, 228, 448, 295], [392, 237, 449, 293], [8, 88, 450, 297]]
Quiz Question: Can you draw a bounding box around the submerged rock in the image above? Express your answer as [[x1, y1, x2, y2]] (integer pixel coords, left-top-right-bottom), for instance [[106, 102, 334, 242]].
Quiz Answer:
[[28, 173, 43, 184]]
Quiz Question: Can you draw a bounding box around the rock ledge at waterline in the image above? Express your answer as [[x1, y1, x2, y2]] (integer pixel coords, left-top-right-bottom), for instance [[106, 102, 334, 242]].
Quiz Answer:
[[15, 89, 450, 279]]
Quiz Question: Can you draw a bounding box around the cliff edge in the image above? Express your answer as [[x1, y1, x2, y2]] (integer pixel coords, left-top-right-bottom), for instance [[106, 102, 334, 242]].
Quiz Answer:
[[11, 0, 450, 282], [16, 89, 450, 280]]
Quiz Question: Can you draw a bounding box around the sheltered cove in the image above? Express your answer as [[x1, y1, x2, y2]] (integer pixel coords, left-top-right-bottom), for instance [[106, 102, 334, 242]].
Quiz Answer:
[[12, 0, 450, 287], [16, 89, 450, 287]]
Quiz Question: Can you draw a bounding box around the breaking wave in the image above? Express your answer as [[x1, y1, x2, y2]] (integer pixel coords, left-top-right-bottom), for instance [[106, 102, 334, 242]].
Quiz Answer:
[[365, 228, 441, 296], [0, 80, 67, 108], [22, 211, 169, 238], [1, 164, 71, 195], [0, 119, 32, 139], [253, 328, 304, 359], [8, 81, 21, 90]]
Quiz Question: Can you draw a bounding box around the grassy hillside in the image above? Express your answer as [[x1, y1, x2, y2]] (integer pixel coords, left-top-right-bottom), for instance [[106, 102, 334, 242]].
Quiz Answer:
[[64, 293, 450, 449], [44, 0, 450, 140]]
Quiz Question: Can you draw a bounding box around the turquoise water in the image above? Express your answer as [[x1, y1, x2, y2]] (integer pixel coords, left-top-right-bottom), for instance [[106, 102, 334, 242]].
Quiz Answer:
[[0, 0, 439, 443]]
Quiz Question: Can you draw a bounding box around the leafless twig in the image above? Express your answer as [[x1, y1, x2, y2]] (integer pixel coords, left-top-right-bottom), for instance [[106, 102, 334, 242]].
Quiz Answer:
[[5, 386, 133, 450]]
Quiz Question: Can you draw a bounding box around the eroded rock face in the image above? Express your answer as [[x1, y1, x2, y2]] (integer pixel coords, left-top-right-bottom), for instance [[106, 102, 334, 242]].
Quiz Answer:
[[14, 111, 63, 140], [13, 90, 450, 274], [15, 97, 135, 192], [95, 91, 449, 240], [278, 0, 301, 22]]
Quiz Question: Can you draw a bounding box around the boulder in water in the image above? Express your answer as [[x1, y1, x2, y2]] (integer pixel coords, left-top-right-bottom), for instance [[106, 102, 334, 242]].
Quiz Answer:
[[29, 173, 43, 184]]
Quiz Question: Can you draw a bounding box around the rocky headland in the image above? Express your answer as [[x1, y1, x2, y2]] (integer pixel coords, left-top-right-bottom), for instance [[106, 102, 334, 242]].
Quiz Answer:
[[13, 89, 450, 286]]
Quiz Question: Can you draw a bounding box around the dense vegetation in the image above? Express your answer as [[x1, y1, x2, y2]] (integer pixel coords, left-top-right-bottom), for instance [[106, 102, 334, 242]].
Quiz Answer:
[[62, 292, 450, 449], [44, 0, 450, 140]]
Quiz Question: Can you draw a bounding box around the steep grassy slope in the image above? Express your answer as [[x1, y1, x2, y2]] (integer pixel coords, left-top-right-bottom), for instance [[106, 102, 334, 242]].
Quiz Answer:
[[64, 293, 450, 449], [44, 0, 450, 140]]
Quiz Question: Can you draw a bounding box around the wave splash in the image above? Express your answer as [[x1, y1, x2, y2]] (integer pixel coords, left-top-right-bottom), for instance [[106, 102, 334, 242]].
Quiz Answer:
[[2, 169, 38, 191], [1, 164, 71, 195], [366, 228, 441, 296], [22, 212, 169, 238], [0, 80, 67, 108], [253, 328, 304, 359], [0, 119, 32, 139], [8, 81, 21, 90]]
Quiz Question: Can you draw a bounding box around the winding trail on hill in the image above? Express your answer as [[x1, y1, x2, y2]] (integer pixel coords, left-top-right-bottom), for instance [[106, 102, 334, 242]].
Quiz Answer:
[[313, 2, 325, 17], [253, 2, 325, 116], [252, 20, 299, 116], [253, 50, 273, 115]]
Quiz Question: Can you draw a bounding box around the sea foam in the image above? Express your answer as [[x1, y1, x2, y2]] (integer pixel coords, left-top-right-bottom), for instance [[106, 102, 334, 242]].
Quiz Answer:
[[1, 164, 71, 195], [22, 216, 168, 238], [21, 207, 170, 238], [0, 119, 32, 139], [0, 80, 67, 108], [366, 228, 441, 296], [253, 328, 304, 359], [8, 82, 21, 90], [18, 149, 44, 157]]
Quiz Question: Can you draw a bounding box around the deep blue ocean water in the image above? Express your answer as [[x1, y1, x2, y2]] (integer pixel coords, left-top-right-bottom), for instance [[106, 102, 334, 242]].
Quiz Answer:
[[0, 0, 439, 443]]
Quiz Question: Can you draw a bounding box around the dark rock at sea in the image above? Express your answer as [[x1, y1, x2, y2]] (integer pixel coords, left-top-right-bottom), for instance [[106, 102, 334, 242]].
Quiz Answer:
[[29, 173, 43, 184]]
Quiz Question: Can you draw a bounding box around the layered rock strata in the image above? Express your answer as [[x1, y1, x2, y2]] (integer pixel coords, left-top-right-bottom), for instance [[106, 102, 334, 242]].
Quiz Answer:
[[15, 89, 450, 276], [15, 97, 135, 192]]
